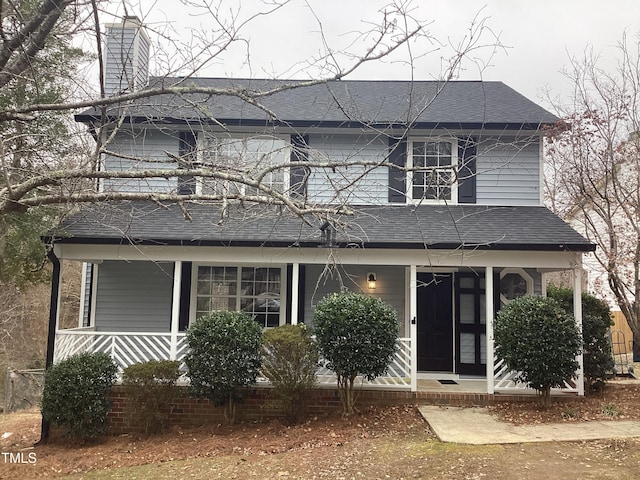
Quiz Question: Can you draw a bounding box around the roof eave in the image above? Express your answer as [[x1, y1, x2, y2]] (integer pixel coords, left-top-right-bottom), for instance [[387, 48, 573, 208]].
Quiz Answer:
[[73, 113, 555, 132], [49, 235, 595, 252]]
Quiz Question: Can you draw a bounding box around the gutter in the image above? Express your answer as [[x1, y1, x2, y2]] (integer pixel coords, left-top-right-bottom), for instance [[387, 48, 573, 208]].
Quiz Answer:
[[38, 249, 61, 443]]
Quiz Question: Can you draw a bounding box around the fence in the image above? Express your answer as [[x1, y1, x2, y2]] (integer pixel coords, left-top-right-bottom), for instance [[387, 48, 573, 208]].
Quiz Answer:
[[3, 368, 45, 413]]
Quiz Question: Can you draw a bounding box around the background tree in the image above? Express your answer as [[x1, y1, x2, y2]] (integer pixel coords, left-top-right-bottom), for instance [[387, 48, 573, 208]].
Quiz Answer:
[[547, 284, 614, 393], [494, 295, 582, 407], [545, 34, 640, 351], [313, 292, 399, 415]]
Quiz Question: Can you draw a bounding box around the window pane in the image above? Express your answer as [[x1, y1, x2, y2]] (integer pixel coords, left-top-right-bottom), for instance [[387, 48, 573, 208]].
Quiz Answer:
[[501, 273, 528, 300], [255, 268, 269, 281], [460, 277, 474, 289], [197, 280, 211, 295], [242, 281, 254, 296], [241, 297, 254, 312], [211, 267, 225, 282], [266, 314, 279, 328], [242, 268, 255, 281], [198, 267, 211, 281], [438, 142, 452, 155], [424, 185, 436, 199], [424, 142, 438, 155], [196, 297, 210, 312], [460, 333, 475, 364], [460, 294, 475, 324]]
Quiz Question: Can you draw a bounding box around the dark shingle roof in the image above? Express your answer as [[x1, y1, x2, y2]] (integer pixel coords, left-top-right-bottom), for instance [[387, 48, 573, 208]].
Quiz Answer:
[[75, 79, 558, 129], [54, 202, 593, 252]]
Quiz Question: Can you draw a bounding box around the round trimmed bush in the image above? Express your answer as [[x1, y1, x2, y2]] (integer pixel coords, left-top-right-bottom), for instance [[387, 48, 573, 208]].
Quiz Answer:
[[122, 360, 181, 434], [494, 295, 582, 406], [262, 324, 318, 423], [41, 352, 118, 439], [185, 311, 262, 424], [313, 292, 399, 415]]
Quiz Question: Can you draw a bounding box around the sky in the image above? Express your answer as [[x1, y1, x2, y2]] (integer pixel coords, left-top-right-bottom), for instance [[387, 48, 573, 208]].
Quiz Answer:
[[107, 0, 640, 113]]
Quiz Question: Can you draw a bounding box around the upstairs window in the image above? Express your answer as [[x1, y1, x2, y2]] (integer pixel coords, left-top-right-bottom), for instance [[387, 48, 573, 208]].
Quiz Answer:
[[199, 134, 290, 196], [408, 139, 457, 202]]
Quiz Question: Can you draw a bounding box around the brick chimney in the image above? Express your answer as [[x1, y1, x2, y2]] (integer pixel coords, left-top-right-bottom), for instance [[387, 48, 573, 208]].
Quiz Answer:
[[104, 16, 150, 96]]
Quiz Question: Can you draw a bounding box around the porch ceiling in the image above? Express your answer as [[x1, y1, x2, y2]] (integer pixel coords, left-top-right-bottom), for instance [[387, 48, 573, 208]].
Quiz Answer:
[[51, 201, 594, 253]]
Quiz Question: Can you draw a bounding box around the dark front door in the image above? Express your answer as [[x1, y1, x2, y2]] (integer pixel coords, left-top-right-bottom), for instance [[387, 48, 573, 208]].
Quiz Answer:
[[417, 272, 453, 372]]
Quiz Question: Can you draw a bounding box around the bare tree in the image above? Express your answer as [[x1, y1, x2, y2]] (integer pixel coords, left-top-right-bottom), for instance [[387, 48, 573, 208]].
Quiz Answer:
[[0, 0, 501, 283], [0, 1, 495, 214], [545, 33, 640, 347]]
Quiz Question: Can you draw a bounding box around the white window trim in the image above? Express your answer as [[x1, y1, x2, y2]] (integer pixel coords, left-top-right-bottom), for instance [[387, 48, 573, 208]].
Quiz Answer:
[[407, 137, 458, 205], [190, 263, 287, 328], [499, 267, 533, 305], [195, 132, 291, 196]]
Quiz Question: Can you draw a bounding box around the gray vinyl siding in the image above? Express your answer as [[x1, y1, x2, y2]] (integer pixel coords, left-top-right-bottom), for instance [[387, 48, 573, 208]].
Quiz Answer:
[[307, 134, 388, 204], [475, 136, 541, 205], [302, 265, 405, 326], [82, 263, 93, 327], [94, 261, 173, 332], [104, 25, 148, 96], [102, 129, 179, 193]]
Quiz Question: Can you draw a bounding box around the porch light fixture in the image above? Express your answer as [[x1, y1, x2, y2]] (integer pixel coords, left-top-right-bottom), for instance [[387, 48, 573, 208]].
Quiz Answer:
[[367, 272, 377, 289]]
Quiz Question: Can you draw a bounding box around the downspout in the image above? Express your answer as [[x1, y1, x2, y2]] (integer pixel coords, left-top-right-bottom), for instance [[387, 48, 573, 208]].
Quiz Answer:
[[38, 249, 61, 443]]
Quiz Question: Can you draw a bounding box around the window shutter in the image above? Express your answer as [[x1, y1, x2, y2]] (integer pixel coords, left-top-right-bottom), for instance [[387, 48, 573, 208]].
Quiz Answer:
[[388, 136, 407, 203], [298, 265, 306, 323], [178, 261, 192, 331], [285, 264, 293, 324], [458, 136, 477, 204], [290, 134, 309, 197], [178, 131, 197, 195]]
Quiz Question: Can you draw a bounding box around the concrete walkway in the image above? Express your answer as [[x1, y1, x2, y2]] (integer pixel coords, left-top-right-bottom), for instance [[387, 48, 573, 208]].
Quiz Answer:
[[418, 406, 640, 444]]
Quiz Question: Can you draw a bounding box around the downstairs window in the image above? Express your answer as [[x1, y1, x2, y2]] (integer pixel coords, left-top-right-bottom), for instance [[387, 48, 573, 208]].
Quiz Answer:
[[194, 265, 282, 328]]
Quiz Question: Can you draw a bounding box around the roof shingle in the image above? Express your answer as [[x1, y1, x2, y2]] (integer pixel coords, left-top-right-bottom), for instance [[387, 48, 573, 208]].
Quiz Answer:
[[54, 202, 594, 252], [75, 79, 558, 129]]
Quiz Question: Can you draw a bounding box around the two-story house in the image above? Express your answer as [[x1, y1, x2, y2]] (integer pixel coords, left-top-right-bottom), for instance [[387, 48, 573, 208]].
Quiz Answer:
[[47, 17, 594, 395]]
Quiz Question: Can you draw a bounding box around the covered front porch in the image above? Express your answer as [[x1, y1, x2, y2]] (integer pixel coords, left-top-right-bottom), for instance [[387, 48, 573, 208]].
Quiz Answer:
[[49, 242, 587, 396]]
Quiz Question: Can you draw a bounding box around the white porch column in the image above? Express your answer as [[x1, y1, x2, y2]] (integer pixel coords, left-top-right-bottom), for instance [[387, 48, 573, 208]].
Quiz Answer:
[[573, 266, 585, 396], [291, 263, 299, 325], [485, 266, 495, 394], [170, 261, 182, 360], [409, 264, 417, 392]]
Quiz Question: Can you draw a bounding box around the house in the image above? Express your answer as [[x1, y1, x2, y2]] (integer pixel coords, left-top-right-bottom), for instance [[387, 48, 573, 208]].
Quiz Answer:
[[46, 17, 594, 396]]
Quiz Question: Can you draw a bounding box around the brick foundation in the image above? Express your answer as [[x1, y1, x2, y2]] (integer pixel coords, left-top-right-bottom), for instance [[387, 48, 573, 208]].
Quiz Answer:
[[107, 385, 580, 434]]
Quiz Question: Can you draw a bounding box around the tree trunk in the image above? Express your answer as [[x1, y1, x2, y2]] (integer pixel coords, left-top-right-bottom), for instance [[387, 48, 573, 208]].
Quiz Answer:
[[224, 395, 237, 425], [539, 386, 552, 408], [337, 374, 357, 416]]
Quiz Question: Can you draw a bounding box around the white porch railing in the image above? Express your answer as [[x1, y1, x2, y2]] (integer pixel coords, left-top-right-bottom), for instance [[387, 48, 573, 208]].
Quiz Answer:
[[54, 330, 412, 390], [493, 355, 579, 394], [315, 337, 412, 389], [53, 328, 188, 372]]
